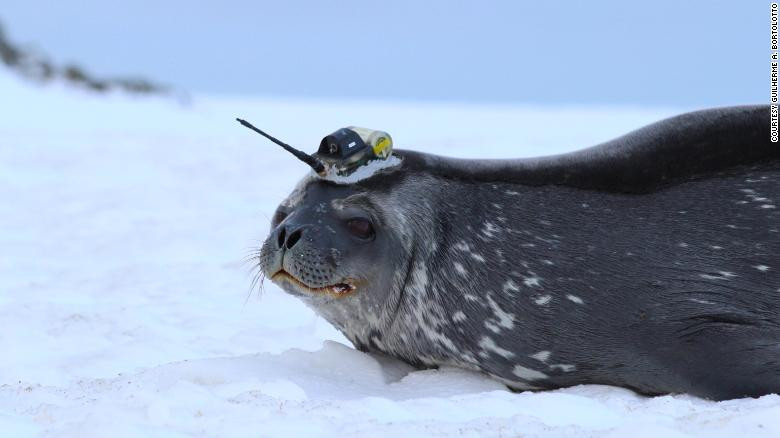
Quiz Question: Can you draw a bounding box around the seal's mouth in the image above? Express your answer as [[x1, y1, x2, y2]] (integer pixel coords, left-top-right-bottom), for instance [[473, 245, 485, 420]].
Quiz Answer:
[[271, 270, 356, 297]]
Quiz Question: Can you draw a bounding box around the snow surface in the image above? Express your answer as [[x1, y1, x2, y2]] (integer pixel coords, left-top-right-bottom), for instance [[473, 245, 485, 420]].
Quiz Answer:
[[1, 72, 778, 437]]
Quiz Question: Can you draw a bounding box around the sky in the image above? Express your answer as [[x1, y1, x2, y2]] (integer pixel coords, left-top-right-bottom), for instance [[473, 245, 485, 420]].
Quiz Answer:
[[0, 1, 766, 107]]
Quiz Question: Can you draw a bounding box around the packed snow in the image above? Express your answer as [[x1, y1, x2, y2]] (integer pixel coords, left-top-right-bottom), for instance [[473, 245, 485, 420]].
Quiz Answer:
[[1, 71, 778, 437]]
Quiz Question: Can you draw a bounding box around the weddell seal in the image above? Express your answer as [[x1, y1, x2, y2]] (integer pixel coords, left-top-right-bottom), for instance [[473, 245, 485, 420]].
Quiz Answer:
[[245, 105, 780, 400]]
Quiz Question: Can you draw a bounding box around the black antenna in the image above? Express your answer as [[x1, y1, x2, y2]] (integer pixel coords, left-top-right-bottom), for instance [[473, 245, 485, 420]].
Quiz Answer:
[[236, 118, 325, 173]]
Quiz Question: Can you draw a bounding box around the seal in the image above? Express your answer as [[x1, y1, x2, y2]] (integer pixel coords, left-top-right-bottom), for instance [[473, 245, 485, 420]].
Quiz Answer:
[[256, 105, 780, 400]]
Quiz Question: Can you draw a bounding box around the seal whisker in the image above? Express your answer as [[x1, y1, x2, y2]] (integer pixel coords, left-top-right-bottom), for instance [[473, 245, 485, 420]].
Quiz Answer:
[[245, 270, 266, 304]]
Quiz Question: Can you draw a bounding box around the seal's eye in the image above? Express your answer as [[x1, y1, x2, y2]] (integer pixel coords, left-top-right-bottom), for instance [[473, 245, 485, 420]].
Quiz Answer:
[[346, 217, 374, 240], [272, 209, 288, 227]]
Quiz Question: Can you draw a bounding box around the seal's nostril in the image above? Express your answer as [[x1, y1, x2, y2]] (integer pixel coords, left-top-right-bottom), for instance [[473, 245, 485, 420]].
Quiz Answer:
[[277, 226, 286, 248], [285, 228, 303, 249]]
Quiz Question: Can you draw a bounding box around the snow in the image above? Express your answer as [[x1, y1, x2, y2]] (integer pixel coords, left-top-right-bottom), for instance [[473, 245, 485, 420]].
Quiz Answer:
[[1, 72, 778, 437]]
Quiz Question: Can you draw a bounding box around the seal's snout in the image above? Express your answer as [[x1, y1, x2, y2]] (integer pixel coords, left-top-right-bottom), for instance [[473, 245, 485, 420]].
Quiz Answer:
[[276, 224, 305, 250], [259, 217, 358, 298]]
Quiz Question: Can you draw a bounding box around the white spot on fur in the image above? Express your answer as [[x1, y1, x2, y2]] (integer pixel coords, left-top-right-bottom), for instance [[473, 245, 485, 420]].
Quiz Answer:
[[454, 262, 468, 276], [689, 298, 716, 305], [710, 245, 723, 250], [549, 364, 576, 372], [503, 279, 520, 293], [541, 259, 555, 266], [482, 222, 500, 238], [523, 276, 541, 287], [404, 266, 463, 356], [530, 351, 551, 362], [452, 311, 467, 322], [755, 265, 770, 272], [761, 204, 776, 209], [454, 241, 470, 252], [505, 190, 520, 195], [699, 272, 736, 280], [566, 294, 584, 305], [512, 365, 548, 380], [534, 295, 552, 305], [478, 336, 515, 359], [409, 262, 430, 289], [484, 321, 501, 334], [678, 242, 689, 248], [486, 295, 515, 329], [471, 253, 486, 263]]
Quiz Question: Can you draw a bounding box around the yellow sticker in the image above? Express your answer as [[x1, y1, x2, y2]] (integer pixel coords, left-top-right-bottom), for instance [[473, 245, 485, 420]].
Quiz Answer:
[[372, 137, 390, 157]]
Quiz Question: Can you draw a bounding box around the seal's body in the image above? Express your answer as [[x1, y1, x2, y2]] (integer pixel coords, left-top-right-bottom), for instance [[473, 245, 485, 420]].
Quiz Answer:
[[258, 106, 780, 400]]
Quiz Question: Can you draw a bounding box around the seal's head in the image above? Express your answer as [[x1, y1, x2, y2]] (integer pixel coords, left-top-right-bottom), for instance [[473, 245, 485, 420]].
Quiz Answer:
[[256, 158, 419, 341], [238, 119, 415, 340]]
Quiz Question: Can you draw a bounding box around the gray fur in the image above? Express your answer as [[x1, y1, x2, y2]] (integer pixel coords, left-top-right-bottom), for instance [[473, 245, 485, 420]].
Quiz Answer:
[[257, 106, 780, 400]]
